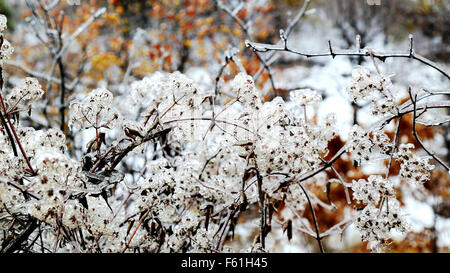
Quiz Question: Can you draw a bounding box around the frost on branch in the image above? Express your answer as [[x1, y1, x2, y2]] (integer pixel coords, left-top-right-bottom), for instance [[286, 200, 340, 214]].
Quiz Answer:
[[0, 16, 12, 67], [0, 66, 438, 253]]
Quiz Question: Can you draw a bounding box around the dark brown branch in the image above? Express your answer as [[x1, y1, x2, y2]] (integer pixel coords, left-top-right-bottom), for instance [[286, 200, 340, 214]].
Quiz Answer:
[[247, 166, 266, 249], [1, 218, 38, 253], [0, 36, 36, 175], [56, 12, 67, 133], [298, 183, 324, 253], [0, 108, 17, 156], [110, 128, 171, 170], [215, 205, 238, 251]]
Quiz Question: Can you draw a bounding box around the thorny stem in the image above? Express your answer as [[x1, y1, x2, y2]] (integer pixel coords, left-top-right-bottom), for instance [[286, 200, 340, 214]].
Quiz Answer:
[[246, 36, 449, 80]]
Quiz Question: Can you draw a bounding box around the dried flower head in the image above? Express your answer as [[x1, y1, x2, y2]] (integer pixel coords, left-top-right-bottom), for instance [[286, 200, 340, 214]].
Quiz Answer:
[[69, 87, 120, 130], [0, 14, 7, 33], [290, 88, 322, 106], [0, 38, 14, 66], [347, 66, 392, 103], [352, 175, 395, 205]]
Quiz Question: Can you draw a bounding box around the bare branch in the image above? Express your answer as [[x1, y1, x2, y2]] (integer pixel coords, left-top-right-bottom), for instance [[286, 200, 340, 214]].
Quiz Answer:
[[246, 37, 450, 80], [298, 183, 324, 253], [408, 88, 450, 172]]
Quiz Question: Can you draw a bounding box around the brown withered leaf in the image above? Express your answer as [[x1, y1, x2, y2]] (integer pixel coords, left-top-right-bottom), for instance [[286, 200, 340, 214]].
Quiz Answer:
[[282, 219, 292, 241]]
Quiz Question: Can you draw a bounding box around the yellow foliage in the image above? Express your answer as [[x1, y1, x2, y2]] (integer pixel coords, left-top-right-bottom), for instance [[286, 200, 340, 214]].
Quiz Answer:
[[91, 52, 122, 72], [109, 37, 124, 51], [103, 12, 120, 26], [232, 28, 242, 37], [220, 25, 230, 33], [134, 59, 154, 76], [48, 106, 59, 116], [205, 17, 214, 26], [197, 47, 206, 58], [183, 39, 192, 48], [116, 6, 124, 15]]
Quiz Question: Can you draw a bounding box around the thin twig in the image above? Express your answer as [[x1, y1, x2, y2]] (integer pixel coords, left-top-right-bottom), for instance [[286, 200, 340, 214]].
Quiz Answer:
[[408, 88, 449, 172], [298, 183, 324, 253]]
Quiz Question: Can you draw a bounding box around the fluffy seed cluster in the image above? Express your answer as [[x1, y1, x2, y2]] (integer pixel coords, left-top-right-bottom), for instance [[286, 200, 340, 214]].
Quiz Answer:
[[355, 198, 408, 245], [395, 144, 435, 185], [346, 125, 392, 163], [69, 87, 120, 130], [352, 174, 408, 247], [7, 77, 44, 107], [127, 71, 208, 142], [370, 97, 397, 116], [0, 14, 13, 67], [253, 97, 336, 176], [0, 60, 429, 253], [352, 175, 395, 205], [290, 88, 322, 106], [347, 66, 391, 102], [0, 39, 13, 66], [0, 14, 7, 33], [347, 66, 397, 117], [233, 72, 262, 111]]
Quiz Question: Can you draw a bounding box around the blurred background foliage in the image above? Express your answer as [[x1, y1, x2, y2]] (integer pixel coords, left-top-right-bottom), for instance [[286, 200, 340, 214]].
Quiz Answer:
[[0, 0, 14, 30]]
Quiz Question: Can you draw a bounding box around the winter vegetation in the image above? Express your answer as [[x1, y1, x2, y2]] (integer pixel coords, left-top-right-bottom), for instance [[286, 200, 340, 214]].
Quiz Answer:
[[0, 0, 449, 253]]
